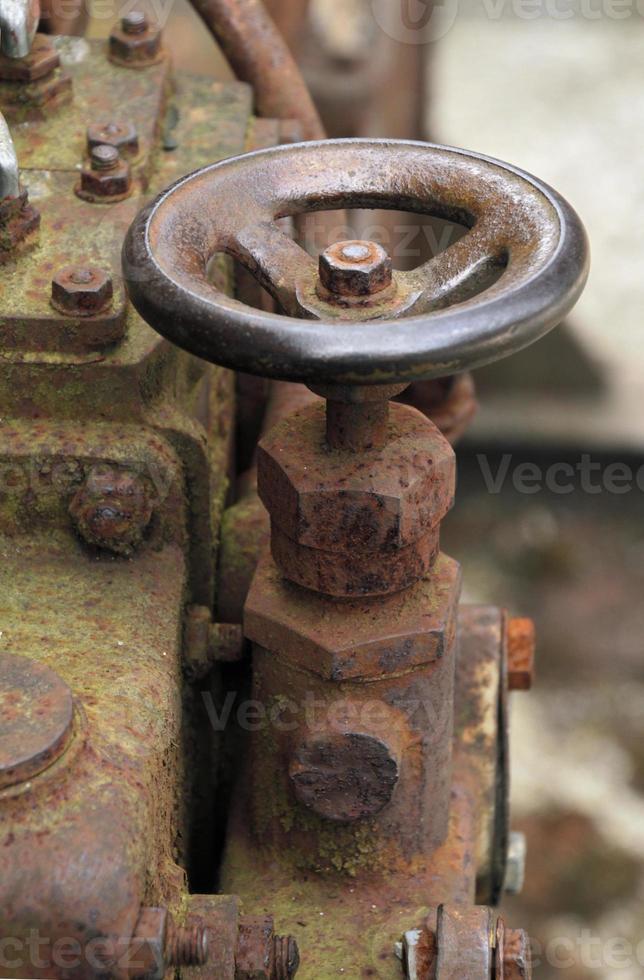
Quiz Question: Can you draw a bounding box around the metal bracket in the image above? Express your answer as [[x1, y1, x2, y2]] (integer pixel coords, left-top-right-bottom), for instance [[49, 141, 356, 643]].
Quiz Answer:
[[0, 0, 40, 58], [0, 110, 19, 198]]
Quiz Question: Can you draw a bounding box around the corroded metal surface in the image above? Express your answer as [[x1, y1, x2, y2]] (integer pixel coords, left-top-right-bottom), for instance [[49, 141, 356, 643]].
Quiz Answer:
[[124, 139, 589, 385], [257, 399, 455, 596], [220, 604, 504, 978], [0, 652, 74, 789], [0, 49, 251, 976]]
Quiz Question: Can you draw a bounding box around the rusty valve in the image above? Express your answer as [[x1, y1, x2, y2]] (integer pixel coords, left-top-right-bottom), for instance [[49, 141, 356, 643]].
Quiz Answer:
[[124, 139, 588, 384]]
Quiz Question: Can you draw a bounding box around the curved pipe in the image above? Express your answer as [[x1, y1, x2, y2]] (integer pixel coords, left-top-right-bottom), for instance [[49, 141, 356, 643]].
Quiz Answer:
[[188, 0, 325, 141]]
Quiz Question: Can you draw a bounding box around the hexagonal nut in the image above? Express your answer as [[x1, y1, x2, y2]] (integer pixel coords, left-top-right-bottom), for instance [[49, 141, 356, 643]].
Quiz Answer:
[[77, 159, 132, 201], [245, 550, 461, 681], [69, 465, 154, 556], [319, 240, 392, 297], [122, 907, 167, 980], [235, 916, 275, 980], [87, 121, 139, 158], [109, 21, 163, 67], [51, 266, 113, 317], [0, 34, 59, 83], [257, 401, 455, 557], [270, 520, 440, 596]]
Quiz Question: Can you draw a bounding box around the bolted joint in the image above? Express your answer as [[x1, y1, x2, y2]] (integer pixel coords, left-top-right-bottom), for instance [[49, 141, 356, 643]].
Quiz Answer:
[[164, 919, 208, 968], [87, 120, 139, 158], [123, 908, 208, 980], [51, 265, 113, 317], [109, 12, 163, 68], [69, 464, 154, 556], [236, 916, 299, 980], [318, 239, 393, 299], [76, 145, 132, 202]]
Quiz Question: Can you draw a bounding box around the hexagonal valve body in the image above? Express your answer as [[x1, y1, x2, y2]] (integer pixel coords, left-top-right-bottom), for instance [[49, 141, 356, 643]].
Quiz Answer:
[[247, 302, 462, 868]]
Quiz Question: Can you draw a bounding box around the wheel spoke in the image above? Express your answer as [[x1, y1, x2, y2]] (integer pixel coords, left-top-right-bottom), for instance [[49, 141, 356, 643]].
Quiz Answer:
[[400, 221, 507, 315], [232, 222, 317, 316]]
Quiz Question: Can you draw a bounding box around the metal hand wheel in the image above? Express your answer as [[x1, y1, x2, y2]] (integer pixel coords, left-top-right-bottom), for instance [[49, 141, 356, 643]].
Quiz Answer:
[[123, 138, 588, 385]]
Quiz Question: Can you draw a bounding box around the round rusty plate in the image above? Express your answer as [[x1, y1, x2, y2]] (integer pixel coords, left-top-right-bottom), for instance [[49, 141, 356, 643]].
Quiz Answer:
[[124, 138, 589, 386], [0, 653, 74, 789]]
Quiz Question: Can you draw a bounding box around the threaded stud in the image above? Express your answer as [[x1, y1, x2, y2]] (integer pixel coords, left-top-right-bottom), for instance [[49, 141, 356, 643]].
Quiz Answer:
[[273, 935, 300, 979], [165, 921, 209, 967]]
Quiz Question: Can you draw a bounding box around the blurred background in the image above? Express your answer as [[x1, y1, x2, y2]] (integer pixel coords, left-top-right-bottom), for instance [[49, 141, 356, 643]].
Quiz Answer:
[[58, 1, 644, 974]]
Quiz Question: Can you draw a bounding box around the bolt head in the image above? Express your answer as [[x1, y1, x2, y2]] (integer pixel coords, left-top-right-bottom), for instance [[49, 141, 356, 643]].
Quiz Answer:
[[69, 465, 154, 556], [319, 239, 392, 297], [87, 121, 139, 158], [109, 17, 163, 66], [51, 266, 113, 317], [78, 154, 132, 201]]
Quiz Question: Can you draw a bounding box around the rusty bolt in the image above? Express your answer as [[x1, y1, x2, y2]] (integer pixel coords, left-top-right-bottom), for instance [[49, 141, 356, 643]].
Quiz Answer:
[[0, 34, 60, 83], [164, 919, 208, 967], [318, 239, 392, 297], [51, 265, 113, 317], [289, 731, 399, 822], [69, 465, 154, 556], [507, 617, 536, 691], [236, 916, 299, 980], [77, 145, 132, 201], [124, 908, 208, 980], [109, 12, 163, 67], [87, 121, 139, 158]]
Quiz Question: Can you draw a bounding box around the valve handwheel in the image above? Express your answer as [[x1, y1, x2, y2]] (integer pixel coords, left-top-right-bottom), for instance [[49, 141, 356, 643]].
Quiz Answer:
[[123, 138, 588, 385]]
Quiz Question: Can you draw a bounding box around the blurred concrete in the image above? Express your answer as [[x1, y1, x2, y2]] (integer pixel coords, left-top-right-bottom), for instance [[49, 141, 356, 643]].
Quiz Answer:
[[431, 9, 644, 449]]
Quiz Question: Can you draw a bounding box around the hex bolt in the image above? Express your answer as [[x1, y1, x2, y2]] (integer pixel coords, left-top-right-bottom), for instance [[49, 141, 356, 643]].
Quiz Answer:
[[77, 146, 132, 202], [51, 265, 114, 317], [164, 920, 208, 967], [69, 465, 154, 556], [507, 617, 536, 691], [109, 12, 163, 67], [122, 10, 148, 33], [318, 239, 393, 298], [87, 121, 139, 158]]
